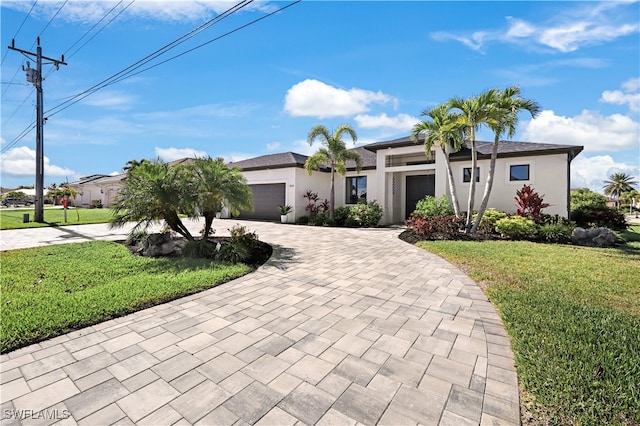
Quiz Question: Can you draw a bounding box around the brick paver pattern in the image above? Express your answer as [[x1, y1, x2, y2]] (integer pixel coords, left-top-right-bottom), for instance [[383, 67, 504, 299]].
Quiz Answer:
[[0, 220, 519, 425]]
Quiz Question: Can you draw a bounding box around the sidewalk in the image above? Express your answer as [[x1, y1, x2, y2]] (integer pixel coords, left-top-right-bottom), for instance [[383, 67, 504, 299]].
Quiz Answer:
[[0, 220, 520, 425]]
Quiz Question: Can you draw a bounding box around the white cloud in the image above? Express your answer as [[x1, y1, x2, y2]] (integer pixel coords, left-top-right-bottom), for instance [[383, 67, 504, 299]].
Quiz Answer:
[[82, 90, 136, 110], [154, 147, 208, 161], [0, 146, 78, 178], [109, 171, 120, 176], [1, 0, 271, 24], [571, 154, 639, 193], [521, 109, 640, 152], [354, 113, 420, 132], [600, 78, 640, 112], [431, 1, 639, 53], [266, 142, 280, 152], [284, 79, 394, 118]]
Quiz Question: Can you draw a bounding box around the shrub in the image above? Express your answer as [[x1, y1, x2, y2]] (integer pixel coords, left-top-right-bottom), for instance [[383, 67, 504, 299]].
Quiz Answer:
[[183, 239, 218, 259], [333, 206, 351, 227], [515, 184, 549, 222], [350, 200, 383, 227], [413, 195, 453, 218], [473, 208, 507, 234], [218, 225, 259, 263], [537, 222, 573, 244], [308, 211, 329, 226], [296, 216, 310, 225], [89, 199, 103, 209], [571, 207, 627, 231], [495, 216, 537, 240], [125, 231, 148, 246], [406, 214, 464, 239]]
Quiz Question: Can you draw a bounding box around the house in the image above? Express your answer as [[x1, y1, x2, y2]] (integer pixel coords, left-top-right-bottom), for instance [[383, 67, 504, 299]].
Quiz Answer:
[[68, 174, 125, 207], [71, 137, 583, 224]]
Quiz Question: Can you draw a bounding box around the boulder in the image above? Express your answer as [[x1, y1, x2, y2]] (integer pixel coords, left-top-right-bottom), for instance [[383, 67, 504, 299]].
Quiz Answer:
[[571, 227, 617, 247], [142, 232, 175, 256]]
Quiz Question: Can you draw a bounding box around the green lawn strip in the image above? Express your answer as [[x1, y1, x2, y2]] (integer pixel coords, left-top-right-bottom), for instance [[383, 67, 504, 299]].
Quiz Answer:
[[0, 208, 115, 229], [417, 240, 640, 425], [0, 241, 250, 353]]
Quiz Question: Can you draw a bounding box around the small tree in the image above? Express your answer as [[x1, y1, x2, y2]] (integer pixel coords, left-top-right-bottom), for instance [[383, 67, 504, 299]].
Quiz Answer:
[[603, 172, 638, 208], [305, 124, 362, 220]]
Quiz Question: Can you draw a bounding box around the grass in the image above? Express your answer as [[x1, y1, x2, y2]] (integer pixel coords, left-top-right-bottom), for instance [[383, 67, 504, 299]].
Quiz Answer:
[[416, 225, 640, 425], [0, 241, 251, 353], [0, 207, 115, 230]]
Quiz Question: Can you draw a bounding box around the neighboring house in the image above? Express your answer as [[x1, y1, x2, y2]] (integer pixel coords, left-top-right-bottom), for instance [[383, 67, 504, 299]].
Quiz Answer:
[[71, 137, 583, 224], [68, 174, 125, 208]]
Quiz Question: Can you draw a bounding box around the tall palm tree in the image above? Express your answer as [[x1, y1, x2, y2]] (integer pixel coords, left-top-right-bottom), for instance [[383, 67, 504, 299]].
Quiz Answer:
[[305, 124, 362, 220], [111, 159, 196, 240], [447, 89, 501, 231], [191, 156, 253, 238], [471, 86, 541, 233], [604, 172, 638, 208], [412, 104, 465, 218]]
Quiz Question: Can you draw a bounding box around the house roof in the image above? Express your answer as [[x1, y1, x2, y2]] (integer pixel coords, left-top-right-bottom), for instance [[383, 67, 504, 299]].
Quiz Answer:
[[228, 152, 310, 171], [71, 174, 125, 186], [227, 147, 377, 172], [363, 135, 584, 160]]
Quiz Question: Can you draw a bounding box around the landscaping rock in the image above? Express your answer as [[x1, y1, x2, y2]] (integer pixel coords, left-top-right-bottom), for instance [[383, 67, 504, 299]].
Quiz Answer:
[[143, 232, 176, 256], [571, 227, 617, 247]]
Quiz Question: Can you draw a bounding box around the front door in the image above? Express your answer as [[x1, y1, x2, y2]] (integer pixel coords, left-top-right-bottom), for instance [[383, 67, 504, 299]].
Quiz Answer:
[[406, 175, 435, 218]]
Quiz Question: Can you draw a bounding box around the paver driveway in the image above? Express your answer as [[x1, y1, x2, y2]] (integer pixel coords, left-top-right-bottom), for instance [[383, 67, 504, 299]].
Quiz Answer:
[[0, 220, 519, 425]]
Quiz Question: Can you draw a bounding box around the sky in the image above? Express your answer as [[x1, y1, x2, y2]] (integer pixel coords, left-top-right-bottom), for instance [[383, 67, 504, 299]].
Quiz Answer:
[[1, 0, 639, 194]]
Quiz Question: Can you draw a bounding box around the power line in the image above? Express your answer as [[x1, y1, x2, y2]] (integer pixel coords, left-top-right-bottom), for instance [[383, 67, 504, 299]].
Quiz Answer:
[[106, 0, 302, 89], [1, 0, 38, 66], [37, 0, 68, 39], [45, 0, 254, 118]]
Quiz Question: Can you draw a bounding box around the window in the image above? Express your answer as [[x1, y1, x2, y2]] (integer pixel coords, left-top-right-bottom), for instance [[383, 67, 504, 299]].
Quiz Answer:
[[463, 167, 480, 183], [510, 164, 530, 181], [346, 176, 367, 204]]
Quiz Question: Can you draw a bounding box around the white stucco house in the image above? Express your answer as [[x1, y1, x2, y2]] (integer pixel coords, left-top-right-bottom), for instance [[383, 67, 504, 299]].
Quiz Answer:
[[70, 136, 583, 225]]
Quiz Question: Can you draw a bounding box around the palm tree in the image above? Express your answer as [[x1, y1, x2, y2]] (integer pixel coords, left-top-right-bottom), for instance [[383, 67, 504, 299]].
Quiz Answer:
[[191, 156, 253, 238], [412, 104, 465, 218], [111, 159, 196, 240], [447, 89, 501, 232], [471, 86, 541, 233], [305, 124, 362, 220], [604, 172, 638, 208]]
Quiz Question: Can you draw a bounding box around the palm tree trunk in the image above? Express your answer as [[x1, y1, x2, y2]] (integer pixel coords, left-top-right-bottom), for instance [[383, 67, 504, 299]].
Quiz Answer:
[[465, 130, 477, 232], [203, 212, 214, 239], [329, 167, 335, 220], [441, 147, 462, 219], [471, 136, 499, 233]]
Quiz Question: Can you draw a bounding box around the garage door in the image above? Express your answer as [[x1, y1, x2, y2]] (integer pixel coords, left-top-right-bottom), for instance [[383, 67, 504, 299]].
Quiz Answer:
[[239, 183, 286, 220]]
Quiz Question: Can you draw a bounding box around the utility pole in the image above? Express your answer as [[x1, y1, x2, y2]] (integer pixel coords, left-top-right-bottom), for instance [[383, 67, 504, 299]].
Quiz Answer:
[[8, 37, 66, 222]]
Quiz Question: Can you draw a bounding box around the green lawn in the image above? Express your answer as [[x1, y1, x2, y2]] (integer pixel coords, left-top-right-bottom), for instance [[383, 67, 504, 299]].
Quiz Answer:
[[0, 241, 251, 353], [416, 226, 640, 425], [0, 207, 115, 230]]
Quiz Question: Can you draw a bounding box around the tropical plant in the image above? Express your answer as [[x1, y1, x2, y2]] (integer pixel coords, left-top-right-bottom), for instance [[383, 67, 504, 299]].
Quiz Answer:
[[472, 86, 540, 233], [1, 191, 29, 200], [447, 88, 501, 232], [412, 104, 464, 218], [603, 172, 638, 208], [406, 214, 464, 239], [278, 205, 292, 215], [190, 156, 252, 238], [515, 184, 549, 222], [110, 159, 196, 240], [305, 124, 362, 220]]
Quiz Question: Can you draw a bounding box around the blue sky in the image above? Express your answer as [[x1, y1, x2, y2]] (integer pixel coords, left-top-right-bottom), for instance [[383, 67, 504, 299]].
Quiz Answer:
[[1, 0, 639, 193]]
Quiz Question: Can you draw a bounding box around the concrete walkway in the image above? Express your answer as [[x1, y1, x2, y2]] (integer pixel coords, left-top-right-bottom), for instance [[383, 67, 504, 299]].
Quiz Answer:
[[0, 220, 519, 425]]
